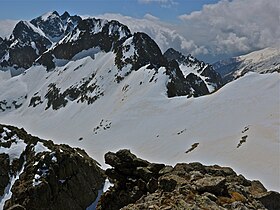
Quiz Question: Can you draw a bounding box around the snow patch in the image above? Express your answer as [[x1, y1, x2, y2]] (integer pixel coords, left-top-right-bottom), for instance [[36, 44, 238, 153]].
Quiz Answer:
[[33, 141, 51, 154]]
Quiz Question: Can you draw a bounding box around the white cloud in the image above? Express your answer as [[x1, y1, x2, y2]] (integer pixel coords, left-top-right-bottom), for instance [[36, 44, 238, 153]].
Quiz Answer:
[[0, 20, 19, 38], [138, 0, 178, 8], [143, 13, 159, 21], [97, 13, 196, 55], [178, 0, 280, 61], [99, 0, 280, 63], [1, 0, 276, 64]]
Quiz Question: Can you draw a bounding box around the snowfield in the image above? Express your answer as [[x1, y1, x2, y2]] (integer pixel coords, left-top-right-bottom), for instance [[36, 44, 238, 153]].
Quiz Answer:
[[0, 53, 279, 192]]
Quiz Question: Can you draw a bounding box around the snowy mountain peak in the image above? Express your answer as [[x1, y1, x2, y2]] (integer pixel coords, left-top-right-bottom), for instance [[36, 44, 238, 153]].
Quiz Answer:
[[213, 47, 280, 82], [0, 20, 51, 71], [30, 11, 82, 42], [37, 17, 131, 70], [61, 11, 71, 20], [40, 11, 60, 21], [11, 20, 49, 44]]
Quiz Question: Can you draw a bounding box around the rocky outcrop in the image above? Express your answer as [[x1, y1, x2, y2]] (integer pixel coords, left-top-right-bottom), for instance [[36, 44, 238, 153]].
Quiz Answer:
[[97, 149, 279, 210], [164, 48, 223, 92], [0, 20, 52, 69], [0, 124, 105, 210]]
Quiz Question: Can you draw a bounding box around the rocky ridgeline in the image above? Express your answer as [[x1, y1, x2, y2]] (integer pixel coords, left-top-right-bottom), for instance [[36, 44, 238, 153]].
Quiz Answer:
[[0, 124, 105, 210], [0, 11, 223, 106], [97, 149, 280, 210]]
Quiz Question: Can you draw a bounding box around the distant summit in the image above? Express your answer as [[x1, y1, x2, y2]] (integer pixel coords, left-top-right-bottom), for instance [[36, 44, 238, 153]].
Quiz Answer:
[[213, 48, 280, 83], [0, 11, 223, 99]]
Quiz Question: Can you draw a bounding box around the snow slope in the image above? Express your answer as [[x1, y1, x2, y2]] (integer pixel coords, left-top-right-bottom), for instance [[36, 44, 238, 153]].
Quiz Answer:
[[0, 51, 279, 192]]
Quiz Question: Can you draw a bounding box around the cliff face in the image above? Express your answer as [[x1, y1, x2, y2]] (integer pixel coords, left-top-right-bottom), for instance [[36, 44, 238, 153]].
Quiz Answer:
[[0, 124, 105, 210], [97, 149, 280, 210]]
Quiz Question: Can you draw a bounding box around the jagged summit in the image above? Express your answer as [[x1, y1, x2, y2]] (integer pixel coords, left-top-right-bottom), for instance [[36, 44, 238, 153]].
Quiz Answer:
[[164, 47, 186, 63], [30, 11, 81, 42], [164, 48, 223, 93]]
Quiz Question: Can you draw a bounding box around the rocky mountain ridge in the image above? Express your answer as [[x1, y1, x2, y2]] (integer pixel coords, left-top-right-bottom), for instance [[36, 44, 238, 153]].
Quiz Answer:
[[0, 124, 105, 210], [97, 149, 280, 210], [164, 48, 223, 93], [0, 11, 222, 101], [0, 11, 81, 74]]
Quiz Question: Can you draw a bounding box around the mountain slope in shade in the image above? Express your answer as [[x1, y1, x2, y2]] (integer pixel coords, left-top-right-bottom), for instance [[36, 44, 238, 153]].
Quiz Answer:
[[213, 47, 280, 82]]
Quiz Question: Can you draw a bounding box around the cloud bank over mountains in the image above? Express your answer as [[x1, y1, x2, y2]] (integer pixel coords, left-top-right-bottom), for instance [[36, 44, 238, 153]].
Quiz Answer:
[[0, 0, 278, 63], [99, 0, 279, 62], [178, 0, 280, 61]]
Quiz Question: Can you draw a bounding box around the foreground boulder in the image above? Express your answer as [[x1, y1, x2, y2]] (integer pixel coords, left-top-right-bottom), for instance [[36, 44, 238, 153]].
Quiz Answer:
[[97, 149, 280, 210], [0, 124, 105, 210]]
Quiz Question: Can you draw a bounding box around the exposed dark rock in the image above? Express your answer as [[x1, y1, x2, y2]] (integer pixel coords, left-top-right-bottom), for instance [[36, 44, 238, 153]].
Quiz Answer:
[[115, 32, 166, 71], [255, 191, 280, 210], [0, 124, 105, 210], [194, 176, 226, 195], [97, 149, 279, 210], [0, 153, 10, 196], [165, 59, 193, 97], [0, 21, 52, 69], [164, 47, 223, 93], [163, 47, 185, 64], [38, 18, 131, 70], [0, 38, 10, 60], [30, 11, 81, 41]]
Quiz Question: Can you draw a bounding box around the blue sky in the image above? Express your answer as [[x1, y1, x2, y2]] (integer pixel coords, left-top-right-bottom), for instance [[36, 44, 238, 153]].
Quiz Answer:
[[0, 0, 219, 22]]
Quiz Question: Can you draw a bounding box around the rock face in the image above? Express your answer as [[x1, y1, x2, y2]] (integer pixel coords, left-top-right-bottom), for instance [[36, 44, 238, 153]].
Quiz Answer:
[[0, 11, 80, 72], [164, 48, 223, 93], [97, 149, 280, 210], [0, 124, 105, 210], [30, 11, 81, 41]]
